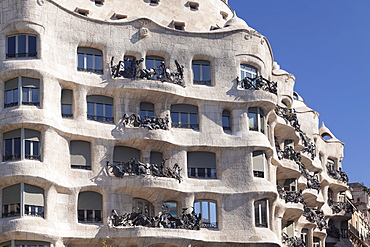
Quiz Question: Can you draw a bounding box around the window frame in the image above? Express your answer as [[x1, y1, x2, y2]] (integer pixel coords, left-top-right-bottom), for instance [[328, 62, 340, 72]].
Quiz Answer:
[[70, 140, 92, 170], [132, 198, 155, 217], [86, 95, 114, 123], [140, 102, 154, 119], [77, 47, 103, 74], [194, 199, 217, 228], [187, 151, 217, 179], [254, 198, 268, 228], [77, 191, 103, 223], [252, 150, 266, 178], [61, 89, 74, 118], [192, 60, 211, 86], [222, 110, 231, 131], [240, 64, 258, 79], [248, 107, 264, 133], [170, 104, 199, 130], [4, 77, 40, 108], [6, 34, 37, 59], [163, 201, 178, 217]]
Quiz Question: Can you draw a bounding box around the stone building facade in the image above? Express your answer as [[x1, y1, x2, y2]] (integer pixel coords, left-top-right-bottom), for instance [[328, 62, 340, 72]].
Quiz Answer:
[[0, 0, 353, 246]]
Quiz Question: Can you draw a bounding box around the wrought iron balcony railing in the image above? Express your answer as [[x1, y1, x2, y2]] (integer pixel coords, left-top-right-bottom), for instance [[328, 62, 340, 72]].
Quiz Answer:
[[326, 164, 348, 184], [277, 186, 305, 204], [282, 233, 306, 247], [121, 113, 170, 130], [237, 75, 277, 95], [303, 206, 327, 231], [327, 199, 354, 214], [111, 57, 185, 87]]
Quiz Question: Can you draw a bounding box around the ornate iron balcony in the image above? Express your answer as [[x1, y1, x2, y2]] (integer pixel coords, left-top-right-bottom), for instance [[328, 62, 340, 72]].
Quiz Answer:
[[303, 206, 327, 231], [237, 75, 277, 95], [326, 164, 348, 184], [107, 158, 182, 183], [277, 186, 305, 204], [282, 233, 306, 247], [328, 199, 354, 214], [110, 205, 201, 230], [121, 113, 169, 130], [111, 57, 185, 87]]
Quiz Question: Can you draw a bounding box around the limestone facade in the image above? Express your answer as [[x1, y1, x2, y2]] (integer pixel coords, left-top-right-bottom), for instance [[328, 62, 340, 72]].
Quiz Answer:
[[0, 0, 353, 247]]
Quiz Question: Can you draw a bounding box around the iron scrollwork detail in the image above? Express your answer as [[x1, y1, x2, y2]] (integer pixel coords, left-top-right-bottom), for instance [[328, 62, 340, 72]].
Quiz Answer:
[[121, 113, 170, 130], [326, 164, 348, 184], [328, 199, 353, 215], [277, 186, 305, 204], [237, 75, 277, 95], [111, 57, 185, 87], [107, 158, 182, 183], [282, 233, 306, 247], [303, 206, 328, 231], [110, 205, 201, 230]]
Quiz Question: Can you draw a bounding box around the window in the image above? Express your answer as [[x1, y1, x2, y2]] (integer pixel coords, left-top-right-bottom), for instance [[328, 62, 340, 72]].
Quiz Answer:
[[113, 146, 140, 164], [6, 34, 37, 59], [164, 201, 178, 217], [284, 178, 297, 192], [5, 77, 40, 108], [70, 140, 91, 170], [78, 191, 102, 223], [95, 0, 104, 5], [192, 60, 211, 85], [87, 95, 114, 123], [285, 221, 294, 237], [149, 0, 159, 5], [252, 151, 266, 178], [150, 151, 163, 165], [327, 158, 336, 170], [145, 55, 164, 79], [328, 188, 334, 201], [2, 183, 44, 218], [173, 21, 185, 31], [194, 200, 217, 228], [189, 2, 199, 10], [254, 198, 268, 228], [170, 104, 198, 129], [240, 64, 257, 79], [301, 228, 310, 246], [3, 129, 41, 162], [133, 198, 154, 217], [140, 102, 154, 119], [313, 237, 321, 247], [222, 110, 231, 131], [61, 89, 73, 118], [75, 8, 89, 16], [284, 139, 294, 148], [77, 47, 103, 74], [187, 151, 216, 179], [248, 107, 264, 133]]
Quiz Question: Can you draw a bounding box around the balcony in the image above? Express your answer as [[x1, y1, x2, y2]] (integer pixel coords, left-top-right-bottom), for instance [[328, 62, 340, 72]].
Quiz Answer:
[[326, 164, 348, 184], [237, 75, 277, 95], [277, 186, 304, 204], [282, 233, 305, 247], [121, 113, 170, 130], [328, 199, 353, 215], [303, 206, 327, 230]]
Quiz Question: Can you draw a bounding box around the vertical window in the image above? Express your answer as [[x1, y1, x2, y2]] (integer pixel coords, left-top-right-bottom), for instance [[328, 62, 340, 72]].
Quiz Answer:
[[194, 200, 217, 228], [140, 102, 154, 119], [248, 107, 264, 133], [87, 95, 114, 123], [70, 141, 91, 170], [328, 188, 334, 201], [113, 146, 140, 164], [3, 129, 41, 162], [150, 151, 163, 165], [170, 104, 198, 129], [222, 110, 231, 131], [192, 60, 211, 85], [164, 201, 178, 217], [4, 77, 40, 108], [78, 191, 102, 223], [301, 228, 309, 246], [254, 198, 268, 228], [6, 34, 37, 59], [284, 178, 297, 192], [133, 198, 154, 217], [253, 151, 266, 178], [187, 151, 216, 179], [240, 64, 257, 79], [61, 89, 73, 118], [77, 47, 103, 74], [2, 183, 44, 218], [313, 237, 321, 247], [327, 158, 336, 170]]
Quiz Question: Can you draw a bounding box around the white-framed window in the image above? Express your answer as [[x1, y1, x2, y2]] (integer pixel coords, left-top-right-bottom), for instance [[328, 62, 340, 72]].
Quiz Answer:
[[313, 237, 321, 247], [170, 104, 198, 129], [248, 107, 264, 133], [252, 150, 266, 178], [61, 89, 73, 118], [254, 198, 268, 228], [222, 110, 231, 131], [70, 140, 91, 170], [164, 201, 178, 217], [240, 64, 257, 79], [2, 183, 44, 218], [133, 198, 155, 217], [192, 60, 211, 86], [78, 191, 102, 223], [6, 34, 37, 59], [187, 151, 216, 179], [3, 129, 41, 162], [301, 228, 310, 246], [87, 95, 114, 123], [0, 240, 50, 247], [77, 47, 103, 74], [5, 77, 40, 108], [194, 200, 217, 228]]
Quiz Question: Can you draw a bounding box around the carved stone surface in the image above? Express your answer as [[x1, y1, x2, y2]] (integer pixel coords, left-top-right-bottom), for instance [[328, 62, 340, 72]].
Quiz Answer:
[[107, 158, 182, 183], [275, 106, 316, 159], [110, 206, 201, 230], [326, 164, 348, 184], [111, 57, 185, 87], [303, 206, 328, 231], [121, 113, 170, 130], [282, 233, 306, 247], [277, 186, 305, 205], [237, 75, 277, 95]]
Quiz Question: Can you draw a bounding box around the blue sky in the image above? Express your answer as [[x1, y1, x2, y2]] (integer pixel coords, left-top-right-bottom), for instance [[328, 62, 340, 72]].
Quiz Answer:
[[228, 1, 369, 184]]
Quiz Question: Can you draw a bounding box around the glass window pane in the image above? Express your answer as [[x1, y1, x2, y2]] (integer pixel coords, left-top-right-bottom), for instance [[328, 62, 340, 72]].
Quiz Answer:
[[78, 210, 84, 221], [201, 201, 209, 221], [25, 140, 31, 156], [87, 102, 94, 116], [95, 55, 102, 70], [194, 201, 200, 214], [78, 53, 84, 69], [190, 113, 197, 125], [32, 88, 39, 103], [18, 35, 27, 56], [171, 112, 179, 124], [5, 91, 12, 104], [248, 113, 257, 130], [7, 36, 16, 56], [198, 168, 206, 177], [105, 104, 112, 117], [28, 35, 37, 56], [14, 138, 21, 156], [181, 113, 188, 125], [14, 89, 19, 104], [86, 54, 93, 70], [5, 139, 12, 156], [222, 116, 229, 128], [22, 87, 30, 102], [210, 202, 216, 225], [146, 59, 154, 69], [193, 64, 200, 81], [148, 110, 154, 117], [62, 104, 72, 115], [202, 65, 211, 81], [96, 103, 103, 116], [33, 141, 39, 156]]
